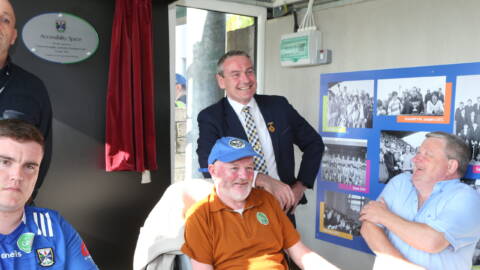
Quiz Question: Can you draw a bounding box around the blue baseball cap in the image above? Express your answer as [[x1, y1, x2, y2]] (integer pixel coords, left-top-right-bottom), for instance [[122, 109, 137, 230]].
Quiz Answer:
[[208, 137, 260, 165], [176, 73, 187, 86]]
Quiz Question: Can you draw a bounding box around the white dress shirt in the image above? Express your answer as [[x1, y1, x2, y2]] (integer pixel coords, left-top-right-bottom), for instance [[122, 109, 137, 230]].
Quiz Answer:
[[227, 97, 280, 181]]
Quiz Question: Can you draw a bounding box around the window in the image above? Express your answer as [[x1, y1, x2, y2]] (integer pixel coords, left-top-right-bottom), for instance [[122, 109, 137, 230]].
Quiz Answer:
[[168, 0, 266, 182]]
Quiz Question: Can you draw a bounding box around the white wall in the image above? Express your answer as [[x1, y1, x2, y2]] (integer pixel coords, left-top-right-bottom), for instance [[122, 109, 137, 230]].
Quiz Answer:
[[264, 0, 480, 269]]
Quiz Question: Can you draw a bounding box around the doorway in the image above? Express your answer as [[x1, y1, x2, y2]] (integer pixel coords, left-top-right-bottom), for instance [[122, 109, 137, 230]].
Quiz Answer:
[[168, 0, 266, 183]]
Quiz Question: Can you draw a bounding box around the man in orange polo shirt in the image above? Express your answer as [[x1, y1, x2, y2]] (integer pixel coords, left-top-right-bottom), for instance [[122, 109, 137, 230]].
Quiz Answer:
[[182, 137, 339, 270]]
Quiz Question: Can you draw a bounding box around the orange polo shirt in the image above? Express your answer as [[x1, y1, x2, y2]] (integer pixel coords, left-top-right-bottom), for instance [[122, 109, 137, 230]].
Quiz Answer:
[[181, 188, 300, 270]]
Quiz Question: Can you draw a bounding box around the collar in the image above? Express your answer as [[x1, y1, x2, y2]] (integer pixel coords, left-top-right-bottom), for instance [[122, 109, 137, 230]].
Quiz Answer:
[[431, 178, 460, 193], [0, 209, 27, 242], [209, 188, 264, 212], [0, 56, 12, 94], [227, 96, 258, 115], [0, 56, 11, 74], [410, 177, 461, 194]]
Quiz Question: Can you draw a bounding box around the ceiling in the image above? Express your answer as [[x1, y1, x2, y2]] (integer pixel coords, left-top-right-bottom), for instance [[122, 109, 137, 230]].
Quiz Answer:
[[216, 0, 345, 8]]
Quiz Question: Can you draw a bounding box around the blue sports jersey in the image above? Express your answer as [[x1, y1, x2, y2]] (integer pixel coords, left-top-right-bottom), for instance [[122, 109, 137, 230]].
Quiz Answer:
[[0, 206, 98, 269]]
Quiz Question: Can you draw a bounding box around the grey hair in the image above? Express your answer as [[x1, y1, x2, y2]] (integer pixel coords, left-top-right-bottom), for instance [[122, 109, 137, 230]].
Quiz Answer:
[[216, 50, 251, 76], [425, 131, 470, 177]]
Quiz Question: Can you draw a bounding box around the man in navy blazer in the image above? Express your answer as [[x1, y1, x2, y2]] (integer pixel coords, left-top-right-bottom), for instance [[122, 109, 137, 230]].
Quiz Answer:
[[197, 50, 324, 215]]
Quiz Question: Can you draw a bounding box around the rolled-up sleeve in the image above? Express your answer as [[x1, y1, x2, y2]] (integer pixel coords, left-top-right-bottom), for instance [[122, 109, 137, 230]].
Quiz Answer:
[[425, 188, 480, 251]]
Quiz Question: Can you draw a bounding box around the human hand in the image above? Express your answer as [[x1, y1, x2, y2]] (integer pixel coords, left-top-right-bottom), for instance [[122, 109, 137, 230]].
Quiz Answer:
[[255, 174, 295, 210], [289, 181, 307, 215], [359, 198, 391, 225]]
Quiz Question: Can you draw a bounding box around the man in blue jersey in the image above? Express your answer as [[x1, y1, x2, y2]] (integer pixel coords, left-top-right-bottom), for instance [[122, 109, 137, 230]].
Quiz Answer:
[[0, 119, 98, 269]]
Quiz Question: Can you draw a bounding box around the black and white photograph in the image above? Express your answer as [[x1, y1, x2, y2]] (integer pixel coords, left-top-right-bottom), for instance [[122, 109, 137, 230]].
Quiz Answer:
[[377, 76, 446, 116], [326, 80, 374, 129], [321, 137, 368, 187], [473, 240, 480, 268], [379, 130, 428, 184], [460, 179, 480, 194], [322, 191, 369, 237], [462, 178, 480, 268], [454, 75, 480, 164]]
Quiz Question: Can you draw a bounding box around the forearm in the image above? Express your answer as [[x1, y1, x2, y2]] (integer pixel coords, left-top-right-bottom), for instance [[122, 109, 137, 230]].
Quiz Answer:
[[289, 99, 324, 188], [287, 242, 339, 270], [298, 252, 339, 270], [254, 173, 294, 210], [361, 222, 426, 270], [360, 221, 405, 259], [381, 214, 448, 253], [190, 258, 213, 270]]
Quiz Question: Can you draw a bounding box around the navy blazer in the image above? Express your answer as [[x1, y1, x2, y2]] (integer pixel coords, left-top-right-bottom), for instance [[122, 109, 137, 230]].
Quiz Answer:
[[197, 94, 324, 190]]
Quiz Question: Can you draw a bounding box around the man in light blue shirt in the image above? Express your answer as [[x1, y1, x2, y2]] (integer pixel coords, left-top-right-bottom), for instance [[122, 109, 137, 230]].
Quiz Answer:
[[360, 131, 480, 270]]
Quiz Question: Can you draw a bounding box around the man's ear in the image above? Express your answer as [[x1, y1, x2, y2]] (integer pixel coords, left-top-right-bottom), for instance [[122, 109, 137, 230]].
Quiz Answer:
[[216, 74, 225, 89], [208, 163, 216, 177], [11, 28, 17, 45], [447, 159, 459, 175]]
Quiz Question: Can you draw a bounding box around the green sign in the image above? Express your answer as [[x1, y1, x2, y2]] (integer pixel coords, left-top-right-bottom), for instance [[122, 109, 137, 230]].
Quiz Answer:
[[280, 36, 309, 63]]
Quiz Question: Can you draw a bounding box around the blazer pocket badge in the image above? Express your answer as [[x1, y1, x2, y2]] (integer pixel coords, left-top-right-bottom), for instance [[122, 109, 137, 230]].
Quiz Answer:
[[267, 122, 275, 133]]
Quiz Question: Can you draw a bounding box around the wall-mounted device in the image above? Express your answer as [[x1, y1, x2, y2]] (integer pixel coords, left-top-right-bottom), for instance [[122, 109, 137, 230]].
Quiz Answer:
[[279, 0, 332, 67], [280, 30, 331, 66]]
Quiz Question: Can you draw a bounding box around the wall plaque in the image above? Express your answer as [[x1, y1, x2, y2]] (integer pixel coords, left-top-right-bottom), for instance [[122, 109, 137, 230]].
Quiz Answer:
[[22, 13, 99, 64]]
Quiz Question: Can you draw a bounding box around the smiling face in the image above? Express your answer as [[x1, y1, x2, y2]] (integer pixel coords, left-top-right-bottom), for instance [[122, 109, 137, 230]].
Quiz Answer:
[[411, 137, 456, 187], [216, 55, 257, 105], [0, 137, 43, 213], [209, 157, 254, 209]]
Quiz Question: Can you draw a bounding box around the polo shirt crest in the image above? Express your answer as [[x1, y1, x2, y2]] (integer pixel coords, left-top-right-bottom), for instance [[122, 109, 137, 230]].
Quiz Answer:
[[17, 232, 35, 253], [256, 211, 269, 225]]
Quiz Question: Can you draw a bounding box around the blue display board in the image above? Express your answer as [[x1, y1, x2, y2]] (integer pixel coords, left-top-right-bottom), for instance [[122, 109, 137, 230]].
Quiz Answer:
[[315, 62, 480, 253]]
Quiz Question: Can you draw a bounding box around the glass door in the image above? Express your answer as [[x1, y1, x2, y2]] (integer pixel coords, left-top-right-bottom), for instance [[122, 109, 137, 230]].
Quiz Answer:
[[168, 0, 266, 182]]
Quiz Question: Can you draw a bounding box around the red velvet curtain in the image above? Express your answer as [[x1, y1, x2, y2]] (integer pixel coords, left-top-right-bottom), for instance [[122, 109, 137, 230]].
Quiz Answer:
[[105, 0, 157, 172]]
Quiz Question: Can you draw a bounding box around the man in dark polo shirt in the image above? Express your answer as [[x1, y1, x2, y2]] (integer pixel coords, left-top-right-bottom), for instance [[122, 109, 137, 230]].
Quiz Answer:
[[0, 0, 53, 201]]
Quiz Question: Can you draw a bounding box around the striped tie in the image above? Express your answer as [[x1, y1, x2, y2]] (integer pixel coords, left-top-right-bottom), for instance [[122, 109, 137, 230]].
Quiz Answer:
[[242, 106, 268, 174]]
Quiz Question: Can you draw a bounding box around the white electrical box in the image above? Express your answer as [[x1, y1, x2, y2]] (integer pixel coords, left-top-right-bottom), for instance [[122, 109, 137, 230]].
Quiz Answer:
[[280, 30, 330, 67]]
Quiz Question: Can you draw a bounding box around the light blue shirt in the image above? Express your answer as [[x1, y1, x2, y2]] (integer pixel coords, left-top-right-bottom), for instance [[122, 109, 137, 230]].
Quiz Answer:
[[379, 173, 480, 270]]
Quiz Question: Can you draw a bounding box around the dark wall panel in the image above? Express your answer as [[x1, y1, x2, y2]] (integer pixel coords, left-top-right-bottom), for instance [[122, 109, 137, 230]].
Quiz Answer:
[[12, 1, 171, 269]]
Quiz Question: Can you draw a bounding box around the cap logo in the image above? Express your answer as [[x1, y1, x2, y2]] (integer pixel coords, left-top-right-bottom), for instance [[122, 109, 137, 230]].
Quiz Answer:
[[229, 138, 245, 149]]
